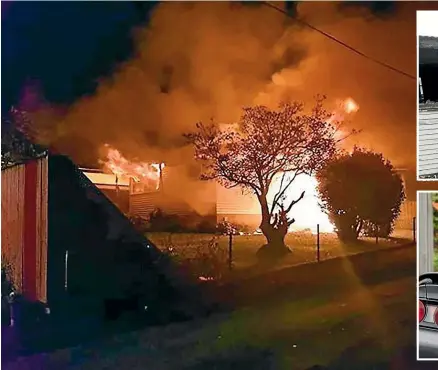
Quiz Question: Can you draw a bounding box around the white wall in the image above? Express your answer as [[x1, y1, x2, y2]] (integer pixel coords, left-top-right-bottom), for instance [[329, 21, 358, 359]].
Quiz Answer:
[[418, 110, 438, 177]]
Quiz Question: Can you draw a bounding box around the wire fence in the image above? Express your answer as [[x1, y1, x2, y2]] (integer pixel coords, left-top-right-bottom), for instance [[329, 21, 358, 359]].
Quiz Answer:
[[148, 220, 416, 275]]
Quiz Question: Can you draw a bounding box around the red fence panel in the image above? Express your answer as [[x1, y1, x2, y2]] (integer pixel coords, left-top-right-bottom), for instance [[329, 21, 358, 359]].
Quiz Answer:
[[1, 157, 48, 302], [1, 164, 26, 293]]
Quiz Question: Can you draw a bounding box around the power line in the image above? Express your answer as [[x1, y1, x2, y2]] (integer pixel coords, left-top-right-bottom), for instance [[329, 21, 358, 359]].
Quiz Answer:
[[263, 2, 416, 80]]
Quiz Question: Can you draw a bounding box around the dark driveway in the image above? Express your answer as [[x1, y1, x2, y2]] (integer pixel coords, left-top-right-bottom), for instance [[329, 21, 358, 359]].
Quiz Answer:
[[3, 245, 420, 370]]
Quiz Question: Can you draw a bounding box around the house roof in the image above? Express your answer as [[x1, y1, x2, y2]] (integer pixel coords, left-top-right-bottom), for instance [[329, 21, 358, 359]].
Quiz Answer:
[[420, 36, 438, 49], [419, 36, 438, 65]]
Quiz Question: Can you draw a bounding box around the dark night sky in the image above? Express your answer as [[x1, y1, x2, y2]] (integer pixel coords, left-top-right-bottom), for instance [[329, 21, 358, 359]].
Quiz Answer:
[[1, 1, 156, 113], [2, 1, 394, 116]]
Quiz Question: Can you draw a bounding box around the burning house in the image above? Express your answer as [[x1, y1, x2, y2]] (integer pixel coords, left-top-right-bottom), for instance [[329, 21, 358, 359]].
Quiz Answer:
[[85, 146, 414, 235], [81, 169, 130, 213], [81, 151, 217, 229]]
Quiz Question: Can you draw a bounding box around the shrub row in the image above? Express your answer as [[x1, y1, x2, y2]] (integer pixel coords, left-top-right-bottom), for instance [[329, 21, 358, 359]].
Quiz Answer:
[[129, 208, 255, 235]]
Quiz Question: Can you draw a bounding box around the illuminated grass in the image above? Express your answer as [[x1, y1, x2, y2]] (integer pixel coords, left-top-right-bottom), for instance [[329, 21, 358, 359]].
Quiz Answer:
[[146, 231, 411, 271]]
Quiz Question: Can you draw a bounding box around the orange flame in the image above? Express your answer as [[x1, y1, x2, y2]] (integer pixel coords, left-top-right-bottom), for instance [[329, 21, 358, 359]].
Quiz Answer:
[[342, 97, 359, 114], [330, 97, 360, 141], [100, 145, 164, 190], [270, 97, 360, 234]]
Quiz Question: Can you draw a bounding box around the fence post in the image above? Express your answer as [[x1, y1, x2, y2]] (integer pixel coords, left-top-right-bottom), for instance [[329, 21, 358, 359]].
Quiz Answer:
[[413, 216, 416, 243], [228, 232, 233, 271], [317, 224, 320, 262]]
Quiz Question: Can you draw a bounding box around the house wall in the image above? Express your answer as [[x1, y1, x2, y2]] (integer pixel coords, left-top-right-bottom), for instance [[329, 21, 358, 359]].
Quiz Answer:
[[130, 191, 197, 219], [1, 157, 48, 303], [418, 109, 438, 177], [216, 183, 259, 216], [129, 167, 217, 221]]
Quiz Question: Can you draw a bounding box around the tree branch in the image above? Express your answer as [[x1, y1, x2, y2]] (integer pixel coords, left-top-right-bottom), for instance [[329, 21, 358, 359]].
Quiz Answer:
[[285, 190, 305, 214], [287, 218, 296, 226], [270, 171, 300, 213]]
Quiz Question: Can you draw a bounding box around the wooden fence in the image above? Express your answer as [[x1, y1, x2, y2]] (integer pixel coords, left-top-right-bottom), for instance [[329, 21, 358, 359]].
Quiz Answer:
[[1, 157, 48, 302]]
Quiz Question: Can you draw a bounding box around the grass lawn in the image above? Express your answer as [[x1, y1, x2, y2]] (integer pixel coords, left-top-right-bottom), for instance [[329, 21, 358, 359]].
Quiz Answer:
[[146, 231, 411, 272], [8, 247, 415, 370]]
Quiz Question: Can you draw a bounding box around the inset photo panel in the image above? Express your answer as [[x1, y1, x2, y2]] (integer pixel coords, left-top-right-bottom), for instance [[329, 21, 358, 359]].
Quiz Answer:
[[417, 10, 438, 180], [418, 191, 438, 360]]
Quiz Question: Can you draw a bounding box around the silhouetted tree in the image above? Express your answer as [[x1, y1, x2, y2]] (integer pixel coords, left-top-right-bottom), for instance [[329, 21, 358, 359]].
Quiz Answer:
[[186, 96, 346, 259], [316, 147, 405, 242], [1, 107, 47, 169]]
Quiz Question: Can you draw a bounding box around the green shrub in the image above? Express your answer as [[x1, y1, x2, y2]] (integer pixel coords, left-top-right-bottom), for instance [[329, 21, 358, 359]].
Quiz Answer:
[[148, 209, 185, 232], [317, 148, 404, 242], [128, 215, 150, 234], [196, 218, 217, 234]]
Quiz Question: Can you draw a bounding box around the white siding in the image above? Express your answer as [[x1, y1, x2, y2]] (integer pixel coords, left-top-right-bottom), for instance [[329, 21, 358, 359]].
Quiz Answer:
[[418, 109, 438, 177], [216, 183, 259, 215], [130, 192, 196, 219]]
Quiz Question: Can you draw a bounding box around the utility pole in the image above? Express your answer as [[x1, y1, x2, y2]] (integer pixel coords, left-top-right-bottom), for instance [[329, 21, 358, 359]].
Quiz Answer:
[[159, 163, 164, 192]]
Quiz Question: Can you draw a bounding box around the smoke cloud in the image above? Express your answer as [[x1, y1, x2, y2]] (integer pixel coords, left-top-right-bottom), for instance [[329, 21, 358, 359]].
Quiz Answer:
[[21, 1, 432, 206]]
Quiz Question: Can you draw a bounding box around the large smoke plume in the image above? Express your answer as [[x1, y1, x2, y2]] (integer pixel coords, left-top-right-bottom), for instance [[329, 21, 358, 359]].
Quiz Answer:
[[19, 2, 431, 208]]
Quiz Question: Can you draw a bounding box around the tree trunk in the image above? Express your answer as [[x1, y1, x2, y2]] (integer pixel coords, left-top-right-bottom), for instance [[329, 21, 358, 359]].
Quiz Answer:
[[261, 221, 287, 249], [256, 194, 290, 261]]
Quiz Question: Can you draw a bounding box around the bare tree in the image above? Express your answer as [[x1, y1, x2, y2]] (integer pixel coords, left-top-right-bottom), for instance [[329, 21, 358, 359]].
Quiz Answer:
[[186, 96, 347, 258]]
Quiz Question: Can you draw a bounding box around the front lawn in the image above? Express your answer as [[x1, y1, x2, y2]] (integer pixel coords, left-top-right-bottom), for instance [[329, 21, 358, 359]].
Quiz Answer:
[[146, 231, 411, 273]]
